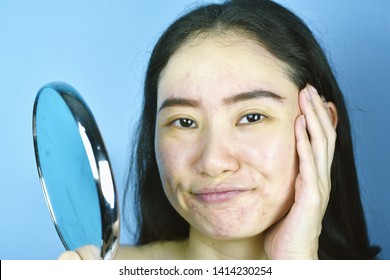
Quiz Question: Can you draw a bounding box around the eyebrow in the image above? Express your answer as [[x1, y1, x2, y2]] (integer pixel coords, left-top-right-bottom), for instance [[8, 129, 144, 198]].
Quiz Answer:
[[157, 89, 284, 113], [158, 97, 200, 113], [223, 90, 285, 105]]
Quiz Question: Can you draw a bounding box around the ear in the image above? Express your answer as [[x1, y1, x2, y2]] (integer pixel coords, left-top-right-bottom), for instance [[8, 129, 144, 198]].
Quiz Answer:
[[325, 101, 338, 129]]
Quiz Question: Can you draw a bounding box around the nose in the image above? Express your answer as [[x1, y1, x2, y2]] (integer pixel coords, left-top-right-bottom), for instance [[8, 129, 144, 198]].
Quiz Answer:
[[195, 128, 239, 178]]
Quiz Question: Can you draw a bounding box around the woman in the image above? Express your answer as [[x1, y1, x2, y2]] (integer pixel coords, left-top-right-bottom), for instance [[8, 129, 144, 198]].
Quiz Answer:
[[61, 0, 379, 259]]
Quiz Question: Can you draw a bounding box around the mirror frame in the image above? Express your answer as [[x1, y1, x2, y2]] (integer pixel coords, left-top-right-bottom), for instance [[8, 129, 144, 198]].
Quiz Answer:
[[33, 82, 120, 260]]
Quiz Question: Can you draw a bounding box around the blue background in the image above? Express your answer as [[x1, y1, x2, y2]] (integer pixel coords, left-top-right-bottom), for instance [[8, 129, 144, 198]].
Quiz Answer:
[[0, 0, 389, 259]]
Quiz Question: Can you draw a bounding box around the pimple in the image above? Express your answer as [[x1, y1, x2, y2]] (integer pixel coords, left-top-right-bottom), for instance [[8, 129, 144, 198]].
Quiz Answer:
[[240, 207, 248, 215]]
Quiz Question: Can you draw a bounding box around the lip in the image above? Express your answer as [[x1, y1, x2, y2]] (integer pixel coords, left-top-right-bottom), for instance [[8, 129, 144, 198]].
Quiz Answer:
[[192, 186, 252, 204]]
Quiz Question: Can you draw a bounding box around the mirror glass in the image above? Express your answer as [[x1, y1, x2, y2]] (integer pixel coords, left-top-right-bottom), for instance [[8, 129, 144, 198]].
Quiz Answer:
[[33, 82, 119, 259]]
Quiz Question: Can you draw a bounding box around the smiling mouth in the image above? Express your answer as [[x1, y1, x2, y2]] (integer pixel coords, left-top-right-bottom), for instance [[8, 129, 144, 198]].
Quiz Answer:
[[194, 190, 248, 203]]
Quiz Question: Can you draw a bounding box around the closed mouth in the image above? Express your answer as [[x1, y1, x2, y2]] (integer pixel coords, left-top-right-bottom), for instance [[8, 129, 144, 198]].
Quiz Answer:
[[192, 188, 251, 203]]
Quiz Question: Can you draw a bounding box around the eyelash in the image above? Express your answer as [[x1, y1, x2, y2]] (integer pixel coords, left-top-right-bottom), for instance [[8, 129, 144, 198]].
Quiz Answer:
[[170, 113, 266, 129], [237, 113, 266, 125], [171, 118, 198, 129]]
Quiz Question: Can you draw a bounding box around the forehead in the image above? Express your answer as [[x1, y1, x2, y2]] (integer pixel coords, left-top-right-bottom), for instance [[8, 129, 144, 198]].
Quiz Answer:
[[157, 34, 295, 103]]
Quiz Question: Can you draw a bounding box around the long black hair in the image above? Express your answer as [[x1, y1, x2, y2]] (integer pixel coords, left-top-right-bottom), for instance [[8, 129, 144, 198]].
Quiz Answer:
[[124, 0, 380, 259]]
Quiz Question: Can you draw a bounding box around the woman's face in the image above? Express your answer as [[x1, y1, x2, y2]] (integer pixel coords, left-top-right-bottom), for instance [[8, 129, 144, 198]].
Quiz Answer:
[[155, 34, 301, 240]]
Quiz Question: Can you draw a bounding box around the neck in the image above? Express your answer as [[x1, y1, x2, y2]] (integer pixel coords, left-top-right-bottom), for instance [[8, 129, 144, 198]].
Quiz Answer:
[[183, 227, 268, 260]]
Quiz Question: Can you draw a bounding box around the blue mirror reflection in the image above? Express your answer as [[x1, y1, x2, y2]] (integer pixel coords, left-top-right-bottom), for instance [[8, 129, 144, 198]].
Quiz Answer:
[[34, 87, 102, 251]]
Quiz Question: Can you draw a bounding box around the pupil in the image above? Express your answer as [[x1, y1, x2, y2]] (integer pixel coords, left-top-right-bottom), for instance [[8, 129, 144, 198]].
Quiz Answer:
[[248, 114, 260, 122], [180, 119, 192, 127]]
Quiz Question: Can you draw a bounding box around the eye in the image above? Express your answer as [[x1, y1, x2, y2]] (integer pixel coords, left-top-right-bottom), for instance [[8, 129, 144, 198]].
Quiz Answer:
[[237, 113, 266, 125], [171, 118, 198, 129]]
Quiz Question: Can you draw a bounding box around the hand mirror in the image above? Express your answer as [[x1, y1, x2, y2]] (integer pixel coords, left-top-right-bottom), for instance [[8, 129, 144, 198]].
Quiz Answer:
[[33, 82, 120, 260]]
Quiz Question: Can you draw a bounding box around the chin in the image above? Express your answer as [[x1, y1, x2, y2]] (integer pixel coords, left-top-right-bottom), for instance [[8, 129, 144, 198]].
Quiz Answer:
[[193, 220, 267, 241]]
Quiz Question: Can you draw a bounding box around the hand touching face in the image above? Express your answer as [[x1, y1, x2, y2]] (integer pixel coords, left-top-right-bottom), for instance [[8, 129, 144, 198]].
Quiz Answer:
[[264, 84, 338, 259]]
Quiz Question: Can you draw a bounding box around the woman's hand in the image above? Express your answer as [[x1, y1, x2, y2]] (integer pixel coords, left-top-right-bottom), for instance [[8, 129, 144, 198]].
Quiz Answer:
[[264, 84, 337, 259], [58, 245, 102, 260]]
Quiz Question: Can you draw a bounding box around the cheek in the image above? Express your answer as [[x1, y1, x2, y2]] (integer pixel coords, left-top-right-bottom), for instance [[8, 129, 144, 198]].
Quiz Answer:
[[155, 138, 173, 179], [243, 127, 298, 176], [264, 129, 298, 211], [155, 133, 202, 219], [155, 137, 176, 192], [154, 132, 196, 199], [240, 127, 298, 212]]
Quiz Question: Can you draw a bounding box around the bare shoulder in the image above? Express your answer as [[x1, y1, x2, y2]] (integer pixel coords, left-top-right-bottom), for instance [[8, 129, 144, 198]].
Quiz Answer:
[[115, 239, 187, 260]]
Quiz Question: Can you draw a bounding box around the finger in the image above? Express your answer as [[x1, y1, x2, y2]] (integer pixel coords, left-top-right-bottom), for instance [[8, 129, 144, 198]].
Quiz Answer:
[[299, 87, 328, 181], [75, 245, 102, 260], [306, 85, 337, 164], [58, 250, 82, 260], [295, 115, 319, 193], [295, 115, 329, 213]]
